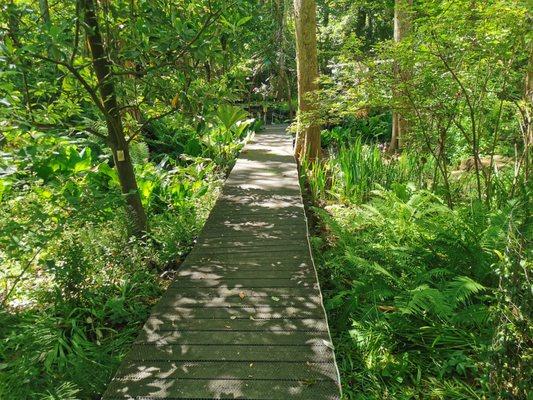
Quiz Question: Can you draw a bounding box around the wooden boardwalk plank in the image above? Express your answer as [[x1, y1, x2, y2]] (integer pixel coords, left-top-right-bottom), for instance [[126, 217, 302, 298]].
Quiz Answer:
[[112, 360, 339, 381], [102, 125, 341, 399]]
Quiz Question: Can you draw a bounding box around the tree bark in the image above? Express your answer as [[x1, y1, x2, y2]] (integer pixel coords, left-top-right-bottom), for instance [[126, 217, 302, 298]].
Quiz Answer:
[[82, 0, 148, 235], [390, 0, 412, 152], [293, 0, 320, 162], [274, 0, 285, 101], [39, 0, 51, 27], [524, 44, 532, 184]]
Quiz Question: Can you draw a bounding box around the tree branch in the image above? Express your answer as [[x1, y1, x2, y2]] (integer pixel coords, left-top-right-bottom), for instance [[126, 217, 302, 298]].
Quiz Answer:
[[29, 52, 107, 115], [111, 5, 230, 77], [84, 126, 109, 141], [127, 107, 178, 143], [70, 0, 82, 65], [2, 248, 42, 307]]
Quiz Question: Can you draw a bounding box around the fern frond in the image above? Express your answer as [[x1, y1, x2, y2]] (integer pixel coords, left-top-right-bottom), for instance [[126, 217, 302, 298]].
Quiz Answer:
[[399, 285, 453, 319], [451, 304, 491, 327], [445, 276, 486, 305], [129, 141, 150, 165]]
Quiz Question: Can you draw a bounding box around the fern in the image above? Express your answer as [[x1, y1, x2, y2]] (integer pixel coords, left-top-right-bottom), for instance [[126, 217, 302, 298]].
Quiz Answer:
[[312, 185, 498, 398], [399, 285, 454, 319], [445, 276, 486, 305], [39, 382, 80, 400], [451, 304, 491, 328], [129, 141, 150, 165]]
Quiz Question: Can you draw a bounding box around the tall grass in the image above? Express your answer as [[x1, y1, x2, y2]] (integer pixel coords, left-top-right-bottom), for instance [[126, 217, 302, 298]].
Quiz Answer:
[[301, 138, 433, 203]]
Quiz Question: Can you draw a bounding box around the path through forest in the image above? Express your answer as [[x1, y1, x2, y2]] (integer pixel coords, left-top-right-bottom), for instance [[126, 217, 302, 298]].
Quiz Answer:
[[103, 125, 341, 399]]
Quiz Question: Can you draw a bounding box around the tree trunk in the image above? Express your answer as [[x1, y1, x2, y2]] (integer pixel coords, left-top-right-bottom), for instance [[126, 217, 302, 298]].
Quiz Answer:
[[524, 44, 532, 184], [82, 0, 148, 235], [293, 0, 320, 162], [390, 0, 412, 152], [7, 2, 34, 122], [278, 0, 294, 119], [274, 0, 285, 102], [39, 0, 51, 27]]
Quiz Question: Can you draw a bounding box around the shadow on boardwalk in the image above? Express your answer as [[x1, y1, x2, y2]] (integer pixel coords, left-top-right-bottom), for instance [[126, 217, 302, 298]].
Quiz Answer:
[[103, 125, 341, 399]]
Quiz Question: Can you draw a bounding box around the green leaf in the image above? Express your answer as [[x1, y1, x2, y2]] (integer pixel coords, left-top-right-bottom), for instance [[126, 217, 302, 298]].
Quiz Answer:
[[236, 16, 252, 27], [216, 104, 248, 131]]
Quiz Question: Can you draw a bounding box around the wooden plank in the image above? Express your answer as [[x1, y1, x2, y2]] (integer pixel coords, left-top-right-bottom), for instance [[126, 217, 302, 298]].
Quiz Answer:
[[176, 261, 314, 273], [141, 316, 328, 332], [123, 343, 334, 363], [153, 295, 325, 309], [102, 126, 340, 400], [168, 277, 316, 288], [105, 378, 340, 399], [161, 286, 320, 298], [185, 250, 311, 263], [149, 306, 324, 321], [135, 330, 331, 347], [112, 360, 338, 381], [197, 227, 307, 240], [190, 239, 308, 251]]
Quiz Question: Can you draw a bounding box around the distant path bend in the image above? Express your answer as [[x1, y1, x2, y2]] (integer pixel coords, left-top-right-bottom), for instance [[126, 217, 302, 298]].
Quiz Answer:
[[103, 124, 342, 400]]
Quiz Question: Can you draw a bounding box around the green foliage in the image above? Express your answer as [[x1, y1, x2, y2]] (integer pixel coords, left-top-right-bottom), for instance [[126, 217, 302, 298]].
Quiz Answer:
[[0, 104, 252, 399], [307, 3, 531, 395], [306, 131, 530, 397], [313, 190, 503, 398], [321, 114, 392, 148], [1, 0, 531, 398], [301, 138, 432, 203], [217, 104, 249, 131], [314, 0, 530, 206]]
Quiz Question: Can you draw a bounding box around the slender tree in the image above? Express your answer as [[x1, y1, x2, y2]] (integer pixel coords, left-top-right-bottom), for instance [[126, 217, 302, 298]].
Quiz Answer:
[[274, 1, 286, 98], [390, 0, 412, 152], [39, 0, 51, 27], [293, 0, 320, 161], [82, 0, 148, 234]]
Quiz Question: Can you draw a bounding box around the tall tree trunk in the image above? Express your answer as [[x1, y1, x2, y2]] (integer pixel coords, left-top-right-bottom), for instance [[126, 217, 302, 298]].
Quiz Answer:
[[274, 0, 294, 120], [274, 0, 287, 101], [390, 0, 412, 152], [82, 0, 148, 235], [356, 7, 366, 38], [524, 45, 532, 184], [7, 2, 34, 122], [293, 0, 320, 162], [39, 0, 51, 27]]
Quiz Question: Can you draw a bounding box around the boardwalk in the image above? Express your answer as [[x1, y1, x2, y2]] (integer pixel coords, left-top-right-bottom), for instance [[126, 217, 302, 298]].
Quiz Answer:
[[103, 125, 341, 399]]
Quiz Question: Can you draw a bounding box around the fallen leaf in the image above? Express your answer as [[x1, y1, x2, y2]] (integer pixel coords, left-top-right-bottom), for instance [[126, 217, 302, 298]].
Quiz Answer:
[[378, 305, 397, 313], [239, 291, 246, 299]]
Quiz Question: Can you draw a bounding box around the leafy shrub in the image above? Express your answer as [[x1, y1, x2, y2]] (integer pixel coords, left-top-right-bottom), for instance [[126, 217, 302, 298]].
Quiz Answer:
[[321, 114, 392, 148]]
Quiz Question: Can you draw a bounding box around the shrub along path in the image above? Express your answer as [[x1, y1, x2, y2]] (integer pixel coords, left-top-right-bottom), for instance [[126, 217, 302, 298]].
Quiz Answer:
[[103, 125, 341, 399]]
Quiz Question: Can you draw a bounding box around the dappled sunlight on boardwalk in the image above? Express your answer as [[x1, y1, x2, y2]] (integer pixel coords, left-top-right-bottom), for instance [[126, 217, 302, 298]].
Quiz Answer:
[[102, 125, 341, 399]]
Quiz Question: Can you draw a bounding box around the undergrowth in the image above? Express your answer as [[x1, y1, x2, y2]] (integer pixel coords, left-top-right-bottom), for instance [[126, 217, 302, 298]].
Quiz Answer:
[[305, 129, 531, 399], [0, 116, 253, 399]]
